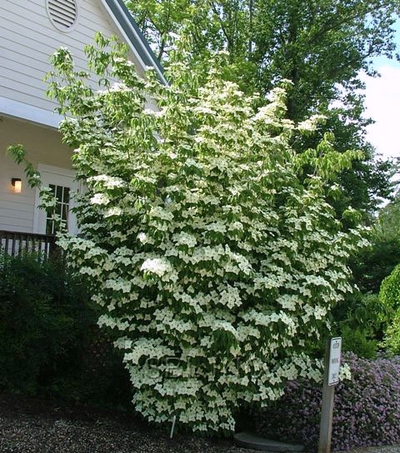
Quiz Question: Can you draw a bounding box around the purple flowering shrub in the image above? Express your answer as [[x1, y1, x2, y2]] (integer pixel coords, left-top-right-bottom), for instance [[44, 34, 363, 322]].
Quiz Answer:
[[255, 354, 400, 451]]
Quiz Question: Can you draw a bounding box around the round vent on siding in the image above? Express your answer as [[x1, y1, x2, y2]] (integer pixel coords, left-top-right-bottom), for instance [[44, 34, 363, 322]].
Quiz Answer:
[[47, 0, 79, 32]]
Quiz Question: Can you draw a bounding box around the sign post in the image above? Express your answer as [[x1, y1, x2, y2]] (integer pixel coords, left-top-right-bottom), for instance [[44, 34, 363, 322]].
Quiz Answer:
[[318, 337, 342, 453]]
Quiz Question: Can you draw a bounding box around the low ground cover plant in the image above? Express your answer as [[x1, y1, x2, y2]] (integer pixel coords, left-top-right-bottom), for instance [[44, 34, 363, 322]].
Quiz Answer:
[[256, 353, 400, 451]]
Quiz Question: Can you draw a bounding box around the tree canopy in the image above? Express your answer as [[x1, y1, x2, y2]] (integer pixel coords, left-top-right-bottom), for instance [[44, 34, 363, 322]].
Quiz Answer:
[[351, 191, 400, 293], [126, 0, 400, 216], [127, 0, 400, 115]]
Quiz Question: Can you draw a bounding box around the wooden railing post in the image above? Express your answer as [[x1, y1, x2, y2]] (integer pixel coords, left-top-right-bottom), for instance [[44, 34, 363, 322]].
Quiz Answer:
[[0, 230, 56, 259]]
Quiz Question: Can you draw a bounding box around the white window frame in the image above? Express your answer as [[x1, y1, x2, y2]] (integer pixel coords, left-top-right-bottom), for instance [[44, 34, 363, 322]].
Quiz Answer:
[[33, 164, 80, 235]]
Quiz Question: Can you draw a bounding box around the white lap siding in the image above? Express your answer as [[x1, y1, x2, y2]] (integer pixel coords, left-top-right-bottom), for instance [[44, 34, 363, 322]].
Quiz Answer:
[[0, 117, 72, 233], [0, 0, 145, 116]]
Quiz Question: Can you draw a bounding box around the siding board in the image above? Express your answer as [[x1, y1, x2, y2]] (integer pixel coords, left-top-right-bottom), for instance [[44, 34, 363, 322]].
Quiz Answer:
[[0, 219, 33, 232], [0, 7, 108, 51], [0, 0, 138, 114], [0, 116, 73, 233], [0, 20, 89, 63], [0, 0, 151, 234], [0, 86, 56, 112], [1, 209, 33, 222]]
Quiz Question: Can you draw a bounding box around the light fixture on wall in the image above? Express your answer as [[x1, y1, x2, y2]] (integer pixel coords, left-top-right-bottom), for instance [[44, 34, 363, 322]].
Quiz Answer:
[[11, 178, 22, 194]]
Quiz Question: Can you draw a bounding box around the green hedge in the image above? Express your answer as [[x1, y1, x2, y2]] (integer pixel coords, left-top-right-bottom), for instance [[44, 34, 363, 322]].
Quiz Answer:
[[0, 251, 130, 406]]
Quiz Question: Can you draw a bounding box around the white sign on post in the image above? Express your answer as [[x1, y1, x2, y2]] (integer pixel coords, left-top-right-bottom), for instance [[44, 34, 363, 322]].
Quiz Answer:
[[319, 336, 342, 453], [328, 337, 342, 386]]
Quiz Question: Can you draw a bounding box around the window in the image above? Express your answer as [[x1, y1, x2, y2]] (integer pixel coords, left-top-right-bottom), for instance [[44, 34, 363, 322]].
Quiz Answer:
[[34, 165, 79, 236], [46, 184, 70, 234]]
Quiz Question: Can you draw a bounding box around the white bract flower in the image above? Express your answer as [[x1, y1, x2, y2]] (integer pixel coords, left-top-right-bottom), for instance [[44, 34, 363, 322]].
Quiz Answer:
[[137, 232, 149, 243], [141, 258, 172, 277], [90, 193, 110, 205]]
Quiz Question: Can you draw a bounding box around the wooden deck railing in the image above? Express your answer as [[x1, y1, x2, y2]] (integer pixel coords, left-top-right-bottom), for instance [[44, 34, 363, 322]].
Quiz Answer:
[[0, 230, 56, 257]]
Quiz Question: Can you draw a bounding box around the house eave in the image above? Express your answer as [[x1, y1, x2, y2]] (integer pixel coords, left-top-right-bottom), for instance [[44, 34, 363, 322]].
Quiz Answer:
[[0, 97, 61, 129], [101, 0, 167, 85]]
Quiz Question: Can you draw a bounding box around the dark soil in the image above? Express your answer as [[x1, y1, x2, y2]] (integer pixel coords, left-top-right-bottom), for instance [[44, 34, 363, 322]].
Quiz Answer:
[[1, 393, 397, 453], [0, 392, 257, 453]]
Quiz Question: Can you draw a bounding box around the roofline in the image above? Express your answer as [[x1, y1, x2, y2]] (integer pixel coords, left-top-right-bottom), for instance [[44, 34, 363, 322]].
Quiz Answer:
[[102, 0, 167, 85], [0, 97, 61, 129]]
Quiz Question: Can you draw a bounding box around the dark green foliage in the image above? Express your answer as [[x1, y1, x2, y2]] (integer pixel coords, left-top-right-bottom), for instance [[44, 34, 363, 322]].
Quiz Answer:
[[331, 291, 388, 358], [357, 193, 400, 294], [331, 192, 400, 358], [339, 324, 379, 359], [0, 251, 131, 407], [352, 238, 400, 294]]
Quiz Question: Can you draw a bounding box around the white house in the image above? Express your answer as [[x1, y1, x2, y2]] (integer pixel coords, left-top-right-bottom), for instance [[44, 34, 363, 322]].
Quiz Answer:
[[0, 0, 164, 252]]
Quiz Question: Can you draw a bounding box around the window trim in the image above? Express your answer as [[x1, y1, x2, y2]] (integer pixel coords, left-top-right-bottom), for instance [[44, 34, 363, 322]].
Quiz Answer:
[[33, 164, 79, 235]]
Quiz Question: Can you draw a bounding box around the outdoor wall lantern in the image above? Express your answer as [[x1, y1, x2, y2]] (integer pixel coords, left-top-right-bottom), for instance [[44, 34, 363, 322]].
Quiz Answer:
[[11, 178, 22, 194]]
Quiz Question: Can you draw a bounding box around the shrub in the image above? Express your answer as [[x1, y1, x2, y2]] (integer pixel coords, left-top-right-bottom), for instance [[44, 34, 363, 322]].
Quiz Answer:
[[332, 292, 388, 359], [0, 251, 130, 406], [255, 354, 400, 451], [380, 263, 400, 313], [381, 264, 400, 353]]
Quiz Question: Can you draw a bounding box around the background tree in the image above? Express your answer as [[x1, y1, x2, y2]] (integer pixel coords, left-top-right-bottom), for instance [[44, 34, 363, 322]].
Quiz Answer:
[[127, 0, 400, 115], [251, 0, 400, 119], [126, 0, 400, 217], [375, 190, 400, 243]]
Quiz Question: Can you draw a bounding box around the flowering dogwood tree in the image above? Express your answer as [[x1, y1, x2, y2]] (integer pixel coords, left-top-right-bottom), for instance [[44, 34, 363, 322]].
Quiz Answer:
[[42, 34, 366, 432]]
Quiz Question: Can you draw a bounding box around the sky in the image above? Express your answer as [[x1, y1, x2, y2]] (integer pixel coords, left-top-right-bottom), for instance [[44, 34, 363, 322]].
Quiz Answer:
[[362, 24, 400, 163]]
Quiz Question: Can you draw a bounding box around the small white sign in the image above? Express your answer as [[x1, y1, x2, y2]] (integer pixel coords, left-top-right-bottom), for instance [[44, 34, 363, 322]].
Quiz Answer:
[[328, 337, 342, 386]]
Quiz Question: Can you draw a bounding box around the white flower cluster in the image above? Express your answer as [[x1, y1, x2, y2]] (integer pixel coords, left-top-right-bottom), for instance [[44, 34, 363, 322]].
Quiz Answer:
[[140, 257, 173, 278], [173, 231, 197, 248], [90, 193, 110, 205]]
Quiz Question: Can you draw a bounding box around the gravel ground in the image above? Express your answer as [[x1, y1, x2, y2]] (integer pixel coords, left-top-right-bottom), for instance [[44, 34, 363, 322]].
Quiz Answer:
[[0, 393, 259, 453], [1, 393, 399, 453], [337, 447, 400, 453]]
